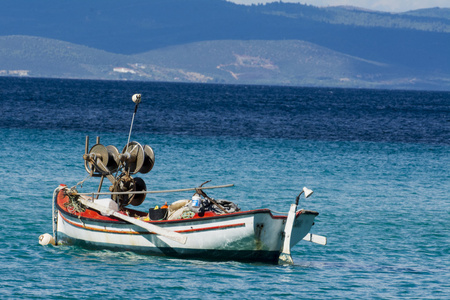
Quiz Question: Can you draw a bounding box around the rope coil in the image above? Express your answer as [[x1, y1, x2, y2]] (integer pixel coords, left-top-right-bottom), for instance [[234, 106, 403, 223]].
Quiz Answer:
[[63, 187, 86, 213]]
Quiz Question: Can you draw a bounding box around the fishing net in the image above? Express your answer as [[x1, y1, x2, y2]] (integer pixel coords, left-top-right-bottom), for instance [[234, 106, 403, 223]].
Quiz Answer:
[[63, 188, 86, 213]]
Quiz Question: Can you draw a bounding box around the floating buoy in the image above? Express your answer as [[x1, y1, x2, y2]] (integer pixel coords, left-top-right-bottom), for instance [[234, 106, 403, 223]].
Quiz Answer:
[[39, 233, 55, 246]]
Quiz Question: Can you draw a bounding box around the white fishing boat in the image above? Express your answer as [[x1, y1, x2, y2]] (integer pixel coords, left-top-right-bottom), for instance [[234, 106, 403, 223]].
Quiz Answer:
[[39, 94, 326, 264]]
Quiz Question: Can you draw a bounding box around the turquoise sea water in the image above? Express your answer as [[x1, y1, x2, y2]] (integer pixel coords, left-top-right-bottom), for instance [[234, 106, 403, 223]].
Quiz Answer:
[[0, 78, 449, 299]]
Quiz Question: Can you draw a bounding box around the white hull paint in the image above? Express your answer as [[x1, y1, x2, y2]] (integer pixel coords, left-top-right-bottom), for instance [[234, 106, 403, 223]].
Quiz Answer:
[[56, 203, 318, 262]]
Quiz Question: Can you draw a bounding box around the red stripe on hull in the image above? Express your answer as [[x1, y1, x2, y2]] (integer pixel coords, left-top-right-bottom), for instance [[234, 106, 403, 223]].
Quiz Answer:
[[61, 213, 246, 234]]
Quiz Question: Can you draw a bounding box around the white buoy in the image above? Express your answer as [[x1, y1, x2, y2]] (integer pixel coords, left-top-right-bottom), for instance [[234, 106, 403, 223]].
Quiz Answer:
[[39, 233, 56, 246]]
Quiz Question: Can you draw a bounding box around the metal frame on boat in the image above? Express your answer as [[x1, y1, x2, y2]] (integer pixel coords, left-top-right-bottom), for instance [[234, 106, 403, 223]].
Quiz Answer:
[[39, 94, 326, 264]]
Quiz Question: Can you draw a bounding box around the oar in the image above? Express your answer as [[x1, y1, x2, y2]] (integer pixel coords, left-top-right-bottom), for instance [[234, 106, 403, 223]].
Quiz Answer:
[[77, 196, 187, 245], [278, 187, 314, 265]]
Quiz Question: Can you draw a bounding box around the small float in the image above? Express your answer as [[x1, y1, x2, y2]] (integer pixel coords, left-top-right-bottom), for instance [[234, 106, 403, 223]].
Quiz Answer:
[[40, 94, 326, 264]]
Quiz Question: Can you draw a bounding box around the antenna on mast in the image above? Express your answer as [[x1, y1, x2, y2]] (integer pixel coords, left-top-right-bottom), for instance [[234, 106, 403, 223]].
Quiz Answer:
[[126, 94, 141, 153]]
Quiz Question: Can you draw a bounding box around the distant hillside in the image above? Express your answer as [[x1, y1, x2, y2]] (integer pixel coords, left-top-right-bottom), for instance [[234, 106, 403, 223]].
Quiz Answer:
[[0, 36, 129, 78], [1, 0, 450, 90], [401, 7, 450, 20], [258, 4, 450, 32], [2, 35, 449, 90], [133, 40, 395, 87]]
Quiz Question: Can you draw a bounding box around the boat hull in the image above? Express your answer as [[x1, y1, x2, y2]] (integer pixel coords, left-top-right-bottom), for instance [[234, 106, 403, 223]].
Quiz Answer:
[[55, 189, 318, 263]]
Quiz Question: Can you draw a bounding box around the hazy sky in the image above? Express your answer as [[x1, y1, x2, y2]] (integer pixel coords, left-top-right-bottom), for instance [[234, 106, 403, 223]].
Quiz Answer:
[[229, 0, 450, 12]]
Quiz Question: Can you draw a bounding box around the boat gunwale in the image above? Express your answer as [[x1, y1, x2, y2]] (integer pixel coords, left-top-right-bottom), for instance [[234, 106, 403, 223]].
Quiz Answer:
[[56, 191, 319, 226], [57, 202, 318, 225]]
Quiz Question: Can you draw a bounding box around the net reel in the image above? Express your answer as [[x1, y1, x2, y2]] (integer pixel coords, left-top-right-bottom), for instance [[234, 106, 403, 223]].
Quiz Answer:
[[120, 142, 155, 175], [81, 94, 154, 207], [83, 139, 155, 207], [85, 141, 155, 176], [84, 144, 120, 175], [111, 173, 147, 207]]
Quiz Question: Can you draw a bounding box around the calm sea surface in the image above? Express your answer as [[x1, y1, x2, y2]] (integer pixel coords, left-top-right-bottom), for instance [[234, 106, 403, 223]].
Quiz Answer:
[[0, 77, 449, 299]]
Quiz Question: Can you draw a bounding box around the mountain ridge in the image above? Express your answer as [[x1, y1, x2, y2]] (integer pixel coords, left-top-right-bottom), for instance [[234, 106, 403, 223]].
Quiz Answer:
[[1, 0, 450, 90], [3, 35, 448, 90]]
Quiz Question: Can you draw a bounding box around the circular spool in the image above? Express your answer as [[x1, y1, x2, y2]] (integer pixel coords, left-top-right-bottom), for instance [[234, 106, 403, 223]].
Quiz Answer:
[[106, 145, 120, 172], [112, 173, 136, 206], [129, 177, 147, 206], [112, 175, 146, 207], [86, 144, 109, 173], [140, 145, 156, 174], [121, 141, 144, 174]]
